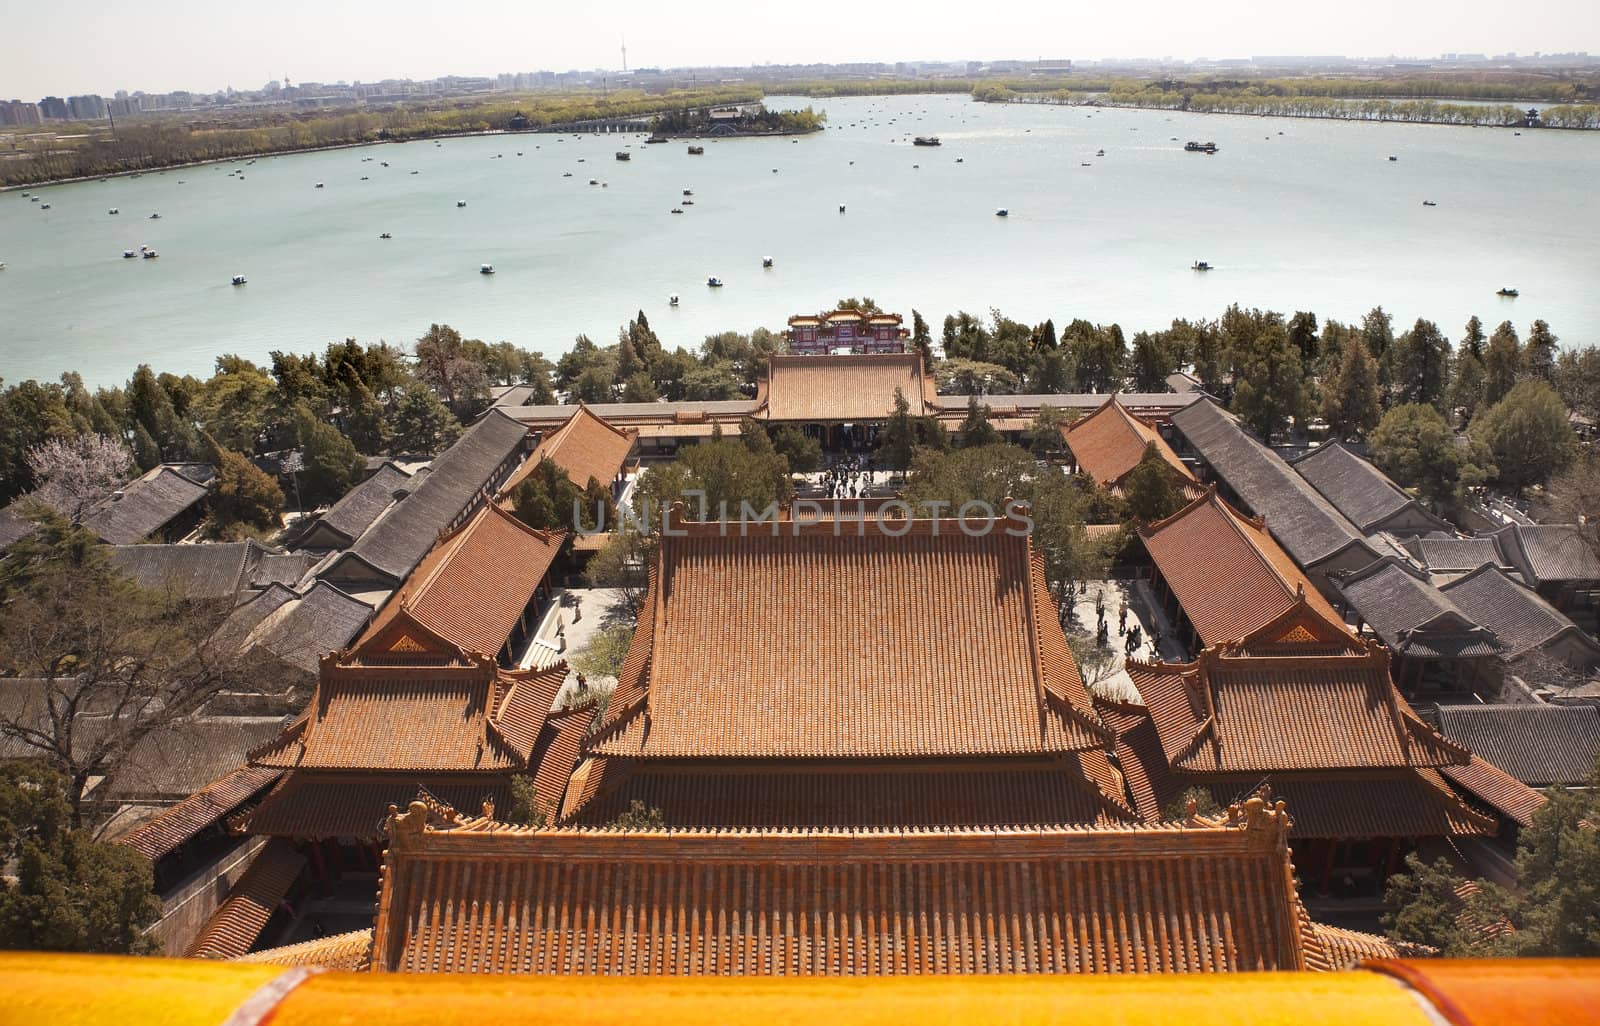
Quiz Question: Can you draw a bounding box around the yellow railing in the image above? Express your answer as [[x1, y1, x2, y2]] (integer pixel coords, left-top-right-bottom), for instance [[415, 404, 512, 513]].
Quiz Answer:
[[0, 954, 1594, 1026]]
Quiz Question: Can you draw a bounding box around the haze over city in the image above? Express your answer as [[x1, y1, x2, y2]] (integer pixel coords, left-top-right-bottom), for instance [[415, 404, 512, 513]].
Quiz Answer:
[[6, 0, 1599, 97]]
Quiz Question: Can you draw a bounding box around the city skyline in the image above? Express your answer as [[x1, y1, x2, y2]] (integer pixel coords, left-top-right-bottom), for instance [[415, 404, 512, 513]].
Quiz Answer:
[[5, 0, 1599, 100]]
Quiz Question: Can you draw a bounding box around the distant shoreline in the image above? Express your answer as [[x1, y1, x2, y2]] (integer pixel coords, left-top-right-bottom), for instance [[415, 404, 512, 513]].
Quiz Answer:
[[1, 123, 822, 193], [972, 95, 1600, 132]]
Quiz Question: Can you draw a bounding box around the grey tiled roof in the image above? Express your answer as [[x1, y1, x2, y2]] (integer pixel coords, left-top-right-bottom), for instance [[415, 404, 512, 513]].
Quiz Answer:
[[1440, 565, 1600, 662], [1429, 703, 1600, 786], [1406, 536, 1504, 573], [108, 541, 266, 599], [321, 411, 528, 585], [106, 717, 290, 800], [1290, 442, 1448, 534], [1336, 557, 1502, 660], [292, 462, 416, 551], [81, 466, 209, 544], [1493, 524, 1600, 586], [243, 582, 375, 674], [1169, 400, 1379, 569]]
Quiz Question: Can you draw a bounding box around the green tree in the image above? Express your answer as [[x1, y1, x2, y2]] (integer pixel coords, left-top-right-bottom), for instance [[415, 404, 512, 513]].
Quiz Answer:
[[909, 310, 934, 363], [957, 395, 1002, 448], [1072, 323, 1126, 393], [1360, 305, 1396, 385], [0, 762, 162, 954], [414, 323, 491, 419], [878, 388, 917, 476], [1483, 320, 1522, 407], [1027, 406, 1074, 460], [1473, 380, 1579, 492], [1370, 403, 1494, 513], [1121, 444, 1189, 523], [620, 371, 659, 403], [1382, 855, 1482, 955], [511, 460, 585, 532], [1286, 311, 1319, 366], [294, 406, 366, 507], [204, 436, 284, 538], [1450, 317, 1490, 423], [388, 381, 463, 455], [127, 365, 199, 463], [772, 425, 822, 475], [1523, 319, 1558, 382], [1389, 318, 1452, 410], [193, 358, 277, 454], [935, 358, 1018, 395], [340, 378, 392, 456], [571, 623, 634, 681], [1553, 346, 1600, 425], [1321, 334, 1383, 439], [1229, 322, 1309, 444], [1127, 332, 1175, 393]]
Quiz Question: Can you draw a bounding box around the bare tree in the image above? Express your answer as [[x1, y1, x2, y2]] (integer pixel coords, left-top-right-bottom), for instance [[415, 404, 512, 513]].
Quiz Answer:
[[24, 434, 134, 522], [0, 512, 245, 827]]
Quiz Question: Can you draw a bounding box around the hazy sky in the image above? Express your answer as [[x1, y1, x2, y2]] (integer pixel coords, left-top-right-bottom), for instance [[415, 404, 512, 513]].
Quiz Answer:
[[5, 0, 1598, 98]]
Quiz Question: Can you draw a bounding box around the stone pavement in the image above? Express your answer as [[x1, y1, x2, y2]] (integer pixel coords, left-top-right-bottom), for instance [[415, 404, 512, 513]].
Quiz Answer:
[[1064, 576, 1189, 703]]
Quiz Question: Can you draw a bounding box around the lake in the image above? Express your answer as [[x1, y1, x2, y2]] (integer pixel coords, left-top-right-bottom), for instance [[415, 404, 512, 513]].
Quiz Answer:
[[2, 93, 1597, 388]]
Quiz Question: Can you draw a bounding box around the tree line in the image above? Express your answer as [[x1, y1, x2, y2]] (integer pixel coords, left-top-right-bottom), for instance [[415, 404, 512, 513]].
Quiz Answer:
[[0, 85, 764, 187]]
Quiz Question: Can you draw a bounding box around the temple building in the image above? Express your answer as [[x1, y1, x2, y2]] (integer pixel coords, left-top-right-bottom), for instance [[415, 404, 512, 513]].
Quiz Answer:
[[752, 352, 943, 453], [1137, 487, 1349, 658], [1334, 557, 1503, 694], [1060, 394, 1200, 498], [1289, 443, 1451, 536], [556, 513, 1134, 830], [496, 401, 638, 503], [1096, 600, 1540, 897], [785, 309, 907, 355]]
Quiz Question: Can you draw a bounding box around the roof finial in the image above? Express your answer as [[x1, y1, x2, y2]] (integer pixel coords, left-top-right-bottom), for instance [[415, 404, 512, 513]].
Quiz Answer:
[[482, 797, 496, 821]]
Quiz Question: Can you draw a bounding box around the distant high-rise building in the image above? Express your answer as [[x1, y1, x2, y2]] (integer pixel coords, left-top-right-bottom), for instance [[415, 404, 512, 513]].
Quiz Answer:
[[0, 100, 43, 126], [67, 94, 107, 120], [37, 95, 69, 119]]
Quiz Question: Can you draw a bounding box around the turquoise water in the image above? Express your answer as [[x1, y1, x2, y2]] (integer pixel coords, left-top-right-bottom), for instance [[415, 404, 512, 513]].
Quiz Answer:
[[2, 94, 1596, 388]]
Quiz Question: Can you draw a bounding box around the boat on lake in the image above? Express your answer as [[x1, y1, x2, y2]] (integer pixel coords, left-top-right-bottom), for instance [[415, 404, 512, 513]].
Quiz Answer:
[[563, 172, 573, 177], [646, 134, 668, 144], [1096, 149, 1105, 157], [670, 208, 683, 214], [480, 264, 496, 275], [1184, 141, 1218, 153], [687, 145, 704, 155], [615, 151, 631, 161], [231, 275, 247, 286], [1388, 155, 1398, 162], [108, 208, 119, 214], [379, 233, 392, 239], [669, 294, 680, 306], [762, 256, 774, 268], [142, 249, 158, 259], [1423, 200, 1437, 207], [913, 136, 941, 146], [457, 200, 467, 207], [683, 189, 693, 196], [40, 204, 50, 210], [315, 182, 324, 188], [707, 277, 724, 287], [149, 213, 161, 219], [682, 198, 694, 205], [995, 208, 1009, 217], [122, 250, 136, 258], [1497, 287, 1519, 297], [1193, 261, 1213, 271]]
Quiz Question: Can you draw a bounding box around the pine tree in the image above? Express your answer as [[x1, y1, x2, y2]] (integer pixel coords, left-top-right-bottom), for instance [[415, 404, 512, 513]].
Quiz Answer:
[[1483, 321, 1522, 407], [1473, 380, 1579, 493], [1523, 319, 1559, 382], [294, 406, 366, 507], [1321, 335, 1383, 439], [1230, 323, 1309, 444], [388, 382, 462, 455], [1389, 318, 1451, 410], [957, 395, 1001, 448], [204, 434, 283, 536], [910, 310, 933, 363], [1286, 311, 1319, 365]]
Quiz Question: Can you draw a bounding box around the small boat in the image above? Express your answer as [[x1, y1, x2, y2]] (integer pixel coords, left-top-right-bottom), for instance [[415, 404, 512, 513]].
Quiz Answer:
[[563, 172, 573, 177], [670, 208, 684, 214], [142, 249, 158, 259], [669, 294, 680, 306], [360, 176, 369, 180], [1422, 200, 1437, 207], [615, 151, 631, 161], [995, 209, 1009, 217], [772, 168, 779, 173], [108, 208, 119, 214], [480, 264, 496, 275], [913, 164, 919, 169], [687, 145, 704, 155], [762, 256, 773, 268], [682, 198, 694, 205], [1497, 287, 1519, 297], [839, 205, 846, 213], [955, 157, 964, 163], [40, 204, 50, 210], [706, 277, 724, 287], [231, 275, 247, 286], [379, 232, 392, 239], [149, 212, 161, 219], [589, 179, 599, 186], [19, 192, 27, 197], [315, 182, 325, 188], [912, 136, 941, 146], [381, 162, 389, 167], [1388, 155, 1398, 162], [457, 200, 467, 207], [410, 170, 419, 175], [1096, 150, 1105, 157], [1081, 162, 1092, 167], [578, 158, 585, 163], [122, 249, 136, 258], [1192, 261, 1212, 271], [683, 189, 693, 196], [1184, 141, 1218, 154], [645, 134, 668, 144]]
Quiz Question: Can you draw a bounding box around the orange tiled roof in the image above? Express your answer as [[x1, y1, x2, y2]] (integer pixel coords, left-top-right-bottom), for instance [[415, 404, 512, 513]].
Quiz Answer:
[[758, 353, 938, 421], [1099, 697, 1495, 838], [252, 654, 565, 773], [498, 402, 637, 496], [1127, 626, 1469, 775], [370, 797, 1315, 975], [356, 503, 563, 660], [562, 753, 1132, 830], [590, 518, 1108, 761], [187, 838, 306, 958], [1062, 395, 1195, 488], [1139, 489, 1349, 648], [243, 773, 515, 841], [116, 765, 281, 862], [1440, 754, 1549, 828], [233, 928, 373, 970], [529, 703, 600, 817]]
